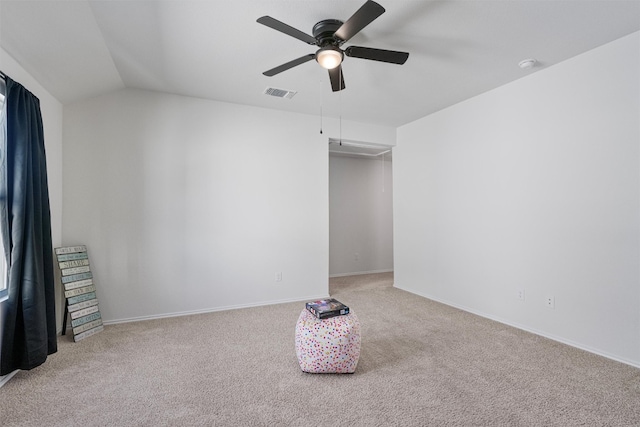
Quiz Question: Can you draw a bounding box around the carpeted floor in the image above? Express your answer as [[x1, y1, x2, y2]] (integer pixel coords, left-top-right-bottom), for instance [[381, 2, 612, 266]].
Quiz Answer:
[[2, 272, 639, 426]]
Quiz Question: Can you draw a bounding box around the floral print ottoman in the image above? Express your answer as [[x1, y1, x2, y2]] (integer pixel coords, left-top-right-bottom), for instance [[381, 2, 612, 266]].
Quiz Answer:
[[295, 308, 361, 373]]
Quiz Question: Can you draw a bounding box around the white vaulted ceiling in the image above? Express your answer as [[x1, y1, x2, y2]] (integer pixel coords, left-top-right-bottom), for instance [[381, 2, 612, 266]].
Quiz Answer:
[[1, 0, 639, 128]]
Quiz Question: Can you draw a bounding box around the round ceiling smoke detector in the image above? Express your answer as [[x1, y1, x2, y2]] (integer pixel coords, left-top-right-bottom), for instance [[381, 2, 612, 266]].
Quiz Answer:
[[518, 58, 537, 69]]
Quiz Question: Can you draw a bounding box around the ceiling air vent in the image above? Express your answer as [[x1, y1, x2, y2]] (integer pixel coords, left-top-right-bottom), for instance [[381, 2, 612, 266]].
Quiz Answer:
[[264, 87, 297, 99]]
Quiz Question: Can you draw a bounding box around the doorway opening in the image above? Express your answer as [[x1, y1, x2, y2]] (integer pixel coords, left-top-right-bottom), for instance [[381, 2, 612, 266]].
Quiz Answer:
[[328, 139, 394, 278]]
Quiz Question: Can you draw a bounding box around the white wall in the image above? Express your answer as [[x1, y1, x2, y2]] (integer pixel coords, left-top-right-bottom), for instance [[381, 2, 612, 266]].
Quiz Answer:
[[394, 32, 640, 367], [329, 154, 393, 276], [63, 88, 395, 323], [0, 47, 64, 378]]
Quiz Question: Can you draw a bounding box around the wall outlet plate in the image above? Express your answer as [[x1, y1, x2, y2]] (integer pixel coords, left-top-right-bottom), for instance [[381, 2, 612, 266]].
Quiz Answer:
[[546, 295, 555, 309]]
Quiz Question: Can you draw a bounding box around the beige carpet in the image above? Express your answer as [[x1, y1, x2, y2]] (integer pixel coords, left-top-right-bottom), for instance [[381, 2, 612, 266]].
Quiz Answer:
[[2, 272, 639, 426]]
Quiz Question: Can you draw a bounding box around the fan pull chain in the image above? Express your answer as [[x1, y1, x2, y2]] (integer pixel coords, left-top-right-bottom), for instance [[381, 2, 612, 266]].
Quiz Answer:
[[339, 66, 343, 145], [319, 79, 323, 134]]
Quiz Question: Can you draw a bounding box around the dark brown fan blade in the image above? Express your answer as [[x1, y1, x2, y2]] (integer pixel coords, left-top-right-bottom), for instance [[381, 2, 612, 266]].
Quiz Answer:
[[345, 46, 409, 64], [328, 65, 346, 92], [334, 0, 385, 43], [263, 54, 316, 76], [257, 16, 317, 45]]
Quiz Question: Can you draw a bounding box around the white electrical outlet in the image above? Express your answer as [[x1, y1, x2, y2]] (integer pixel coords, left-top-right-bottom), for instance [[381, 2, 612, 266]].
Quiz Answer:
[[545, 295, 555, 309], [517, 289, 525, 301], [354, 253, 359, 261], [275, 272, 282, 282]]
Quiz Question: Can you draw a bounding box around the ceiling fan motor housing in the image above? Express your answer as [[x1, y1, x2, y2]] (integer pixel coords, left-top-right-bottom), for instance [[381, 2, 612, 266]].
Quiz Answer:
[[312, 19, 344, 46]]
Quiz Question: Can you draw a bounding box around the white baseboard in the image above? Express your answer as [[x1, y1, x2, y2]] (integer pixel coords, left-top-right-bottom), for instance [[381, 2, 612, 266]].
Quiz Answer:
[[0, 369, 19, 389], [394, 283, 640, 370], [329, 269, 393, 278], [102, 293, 330, 326]]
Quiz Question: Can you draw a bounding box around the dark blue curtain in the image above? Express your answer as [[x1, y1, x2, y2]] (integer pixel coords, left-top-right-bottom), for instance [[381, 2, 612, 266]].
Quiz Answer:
[[0, 75, 56, 376]]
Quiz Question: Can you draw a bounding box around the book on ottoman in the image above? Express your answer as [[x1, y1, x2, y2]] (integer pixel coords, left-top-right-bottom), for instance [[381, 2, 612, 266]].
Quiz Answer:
[[305, 298, 349, 319]]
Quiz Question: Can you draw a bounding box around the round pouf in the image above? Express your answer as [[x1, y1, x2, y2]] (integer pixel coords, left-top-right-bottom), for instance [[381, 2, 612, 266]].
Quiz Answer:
[[295, 308, 361, 374]]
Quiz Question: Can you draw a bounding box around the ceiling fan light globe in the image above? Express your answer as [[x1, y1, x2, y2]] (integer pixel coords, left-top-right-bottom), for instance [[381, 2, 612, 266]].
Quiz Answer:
[[316, 48, 343, 69]]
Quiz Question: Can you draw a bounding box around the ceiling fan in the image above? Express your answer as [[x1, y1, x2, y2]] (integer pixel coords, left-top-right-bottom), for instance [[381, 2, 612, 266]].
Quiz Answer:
[[257, 0, 409, 92]]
